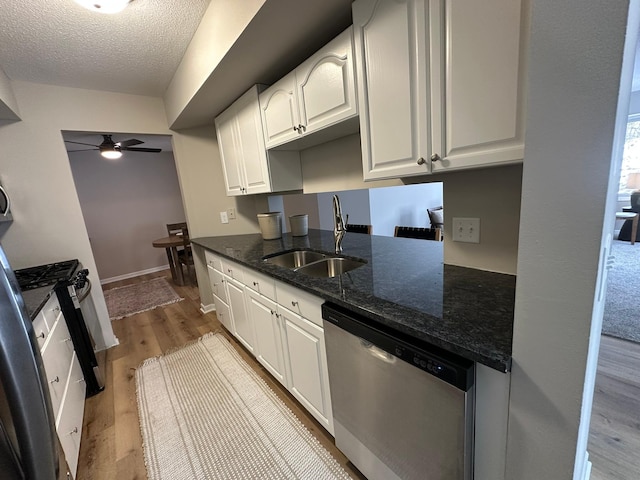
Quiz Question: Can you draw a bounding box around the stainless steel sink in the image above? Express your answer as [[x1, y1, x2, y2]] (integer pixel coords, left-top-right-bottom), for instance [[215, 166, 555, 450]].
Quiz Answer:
[[263, 250, 327, 269], [294, 257, 366, 278], [263, 249, 366, 278]]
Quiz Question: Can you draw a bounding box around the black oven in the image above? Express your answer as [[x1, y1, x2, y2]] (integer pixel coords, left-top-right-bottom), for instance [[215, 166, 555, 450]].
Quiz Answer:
[[14, 259, 105, 397]]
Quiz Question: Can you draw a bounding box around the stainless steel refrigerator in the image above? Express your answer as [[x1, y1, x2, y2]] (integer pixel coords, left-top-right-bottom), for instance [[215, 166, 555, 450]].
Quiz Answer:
[[0, 244, 65, 479]]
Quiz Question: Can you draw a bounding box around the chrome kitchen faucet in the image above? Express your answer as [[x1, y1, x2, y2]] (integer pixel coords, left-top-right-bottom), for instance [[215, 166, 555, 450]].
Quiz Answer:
[[333, 194, 348, 253]]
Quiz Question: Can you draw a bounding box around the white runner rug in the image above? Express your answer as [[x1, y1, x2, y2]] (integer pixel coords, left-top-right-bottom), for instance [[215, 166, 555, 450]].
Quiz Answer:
[[136, 333, 351, 480]]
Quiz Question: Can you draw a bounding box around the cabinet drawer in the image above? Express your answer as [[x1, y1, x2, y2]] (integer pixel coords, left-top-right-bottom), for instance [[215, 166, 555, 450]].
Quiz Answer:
[[221, 258, 245, 284], [276, 281, 323, 326], [33, 311, 49, 350], [204, 249, 222, 271], [207, 265, 228, 303], [244, 268, 276, 301], [56, 353, 86, 479], [213, 294, 232, 332], [41, 317, 75, 416], [41, 294, 62, 331]]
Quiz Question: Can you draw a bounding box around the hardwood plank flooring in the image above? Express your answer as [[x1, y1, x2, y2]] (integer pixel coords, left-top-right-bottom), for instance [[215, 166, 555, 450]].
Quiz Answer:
[[76, 270, 364, 480], [589, 335, 640, 480]]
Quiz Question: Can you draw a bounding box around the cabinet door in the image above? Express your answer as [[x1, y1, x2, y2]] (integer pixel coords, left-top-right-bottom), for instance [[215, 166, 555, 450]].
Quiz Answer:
[[260, 72, 300, 148], [214, 108, 244, 196], [213, 294, 232, 332], [435, 0, 525, 171], [296, 27, 357, 135], [280, 307, 333, 434], [226, 277, 255, 353], [246, 290, 288, 387], [353, 0, 433, 180], [235, 87, 272, 194]]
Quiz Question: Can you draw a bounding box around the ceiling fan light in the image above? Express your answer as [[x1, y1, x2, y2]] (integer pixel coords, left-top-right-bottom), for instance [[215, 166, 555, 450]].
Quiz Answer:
[[101, 149, 123, 160], [73, 0, 131, 14]]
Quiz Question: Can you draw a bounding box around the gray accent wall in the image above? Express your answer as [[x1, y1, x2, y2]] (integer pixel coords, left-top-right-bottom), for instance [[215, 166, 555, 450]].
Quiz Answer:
[[69, 148, 186, 281]]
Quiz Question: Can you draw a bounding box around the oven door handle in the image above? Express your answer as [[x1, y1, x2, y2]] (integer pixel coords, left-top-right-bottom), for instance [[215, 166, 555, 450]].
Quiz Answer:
[[77, 277, 92, 303], [0, 186, 10, 216]]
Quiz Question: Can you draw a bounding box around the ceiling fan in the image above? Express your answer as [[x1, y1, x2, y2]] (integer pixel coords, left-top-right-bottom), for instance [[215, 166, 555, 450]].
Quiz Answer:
[[65, 134, 161, 159]]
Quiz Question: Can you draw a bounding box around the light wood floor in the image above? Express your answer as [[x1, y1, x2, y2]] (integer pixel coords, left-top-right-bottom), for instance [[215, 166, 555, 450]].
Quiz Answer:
[[588, 335, 640, 480], [76, 270, 364, 480]]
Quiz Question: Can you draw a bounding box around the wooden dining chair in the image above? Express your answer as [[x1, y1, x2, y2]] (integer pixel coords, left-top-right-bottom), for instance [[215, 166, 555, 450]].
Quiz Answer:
[[394, 226, 442, 241], [166, 222, 195, 283], [346, 223, 373, 235]]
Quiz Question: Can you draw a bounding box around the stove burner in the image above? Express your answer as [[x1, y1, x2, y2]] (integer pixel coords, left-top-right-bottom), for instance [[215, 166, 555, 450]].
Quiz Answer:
[[15, 259, 80, 290]]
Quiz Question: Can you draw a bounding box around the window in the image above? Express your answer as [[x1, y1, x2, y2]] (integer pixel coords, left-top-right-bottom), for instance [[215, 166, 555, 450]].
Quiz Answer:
[[619, 113, 640, 195]]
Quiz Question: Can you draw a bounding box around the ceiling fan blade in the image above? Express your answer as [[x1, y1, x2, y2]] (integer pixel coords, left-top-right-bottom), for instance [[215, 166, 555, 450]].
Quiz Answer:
[[64, 140, 99, 147], [122, 147, 162, 153], [118, 138, 144, 148], [67, 148, 100, 152]]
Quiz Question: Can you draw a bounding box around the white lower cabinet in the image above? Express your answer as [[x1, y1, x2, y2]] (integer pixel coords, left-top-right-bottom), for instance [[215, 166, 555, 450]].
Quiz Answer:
[[245, 289, 288, 387], [204, 250, 334, 436], [279, 306, 334, 435], [38, 295, 86, 480], [226, 276, 256, 353]]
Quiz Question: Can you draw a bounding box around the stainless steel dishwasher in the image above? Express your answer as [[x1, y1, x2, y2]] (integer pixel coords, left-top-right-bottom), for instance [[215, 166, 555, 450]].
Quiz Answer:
[[322, 303, 475, 480]]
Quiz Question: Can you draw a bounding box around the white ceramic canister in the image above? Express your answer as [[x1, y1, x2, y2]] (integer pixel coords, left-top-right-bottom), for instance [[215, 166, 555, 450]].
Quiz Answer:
[[289, 214, 309, 236], [257, 212, 283, 240]]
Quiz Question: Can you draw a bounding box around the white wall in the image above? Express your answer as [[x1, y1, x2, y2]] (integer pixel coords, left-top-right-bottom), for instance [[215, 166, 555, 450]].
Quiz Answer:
[[506, 1, 632, 478], [0, 81, 173, 349], [69, 149, 185, 281]]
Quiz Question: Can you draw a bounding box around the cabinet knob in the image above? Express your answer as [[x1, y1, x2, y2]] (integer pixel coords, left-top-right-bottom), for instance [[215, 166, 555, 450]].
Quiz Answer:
[[416, 157, 426, 165], [431, 153, 441, 162], [270, 310, 275, 315], [293, 126, 299, 132], [50, 376, 60, 384], [69, 427, 78, 436], [253, 281, 258, 287], [291, 300, 298, 307], [38, 332, 45, 339], [299, 124, 306, 132]]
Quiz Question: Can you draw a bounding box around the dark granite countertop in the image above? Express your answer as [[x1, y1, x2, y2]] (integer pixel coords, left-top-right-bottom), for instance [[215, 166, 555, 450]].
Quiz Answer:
[[21, 285, 55, 320], [192, 229, 515, 372]]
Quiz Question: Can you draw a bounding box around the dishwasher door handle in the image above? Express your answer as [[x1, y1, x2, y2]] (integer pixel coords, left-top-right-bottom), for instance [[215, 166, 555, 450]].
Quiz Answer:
[[359, 339, 397, 364]]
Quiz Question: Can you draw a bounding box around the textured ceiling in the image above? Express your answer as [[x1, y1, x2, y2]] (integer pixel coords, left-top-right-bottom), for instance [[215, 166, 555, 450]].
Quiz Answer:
[[0, 0, 210, 96]]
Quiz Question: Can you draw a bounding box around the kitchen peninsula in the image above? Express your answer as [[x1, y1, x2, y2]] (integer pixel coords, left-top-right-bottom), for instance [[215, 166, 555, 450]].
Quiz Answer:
[[193, 229, 515, 372]]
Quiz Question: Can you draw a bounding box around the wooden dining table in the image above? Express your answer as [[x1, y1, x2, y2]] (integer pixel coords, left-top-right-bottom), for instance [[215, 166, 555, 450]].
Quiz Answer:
[[152, 235, 186, 286]]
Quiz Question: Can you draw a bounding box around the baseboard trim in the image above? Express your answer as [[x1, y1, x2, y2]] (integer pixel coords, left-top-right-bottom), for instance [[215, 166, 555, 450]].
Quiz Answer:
[[100, 265, 170, 285], [200, 303, 216, 314]]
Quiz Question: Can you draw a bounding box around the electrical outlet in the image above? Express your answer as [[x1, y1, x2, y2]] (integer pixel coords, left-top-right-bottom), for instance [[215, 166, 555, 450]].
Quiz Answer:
[[220, 211, 229, 224], [227, 208, 236, 220], [452, 217, 480, 243]]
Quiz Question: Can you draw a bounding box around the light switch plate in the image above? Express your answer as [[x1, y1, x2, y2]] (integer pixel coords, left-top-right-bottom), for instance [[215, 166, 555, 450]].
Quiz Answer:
[[220, 211, 229, 224], [227, 208, 236, 220], [453, 217, 480, 243]]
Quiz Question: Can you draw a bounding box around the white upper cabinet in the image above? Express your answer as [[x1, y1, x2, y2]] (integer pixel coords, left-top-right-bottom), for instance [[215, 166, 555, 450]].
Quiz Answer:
[[353, 0, 527, 180], [215, 85, 302, 196], [260, 27, 358, 150]]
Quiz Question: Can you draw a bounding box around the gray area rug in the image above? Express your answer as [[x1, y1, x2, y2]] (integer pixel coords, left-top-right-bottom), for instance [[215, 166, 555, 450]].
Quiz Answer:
[[136, 333, 350, 480], [602, 240, 640, 343], [104, 277, 182, 320]]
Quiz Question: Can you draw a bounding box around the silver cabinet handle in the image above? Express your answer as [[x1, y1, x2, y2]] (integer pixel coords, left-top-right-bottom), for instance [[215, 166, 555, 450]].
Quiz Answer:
[[299, 124, 306, 132], [0, 186, 10, 216], [416, 157, 426, 165], [38, 332, 45, 339], [431, 153, 441, 162], [293, 126, 299, 132], [50, 376, 60, 384], [69, 427, 78, 436]]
